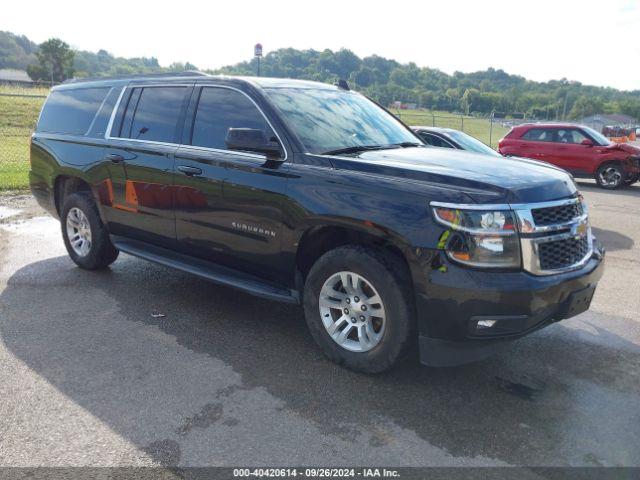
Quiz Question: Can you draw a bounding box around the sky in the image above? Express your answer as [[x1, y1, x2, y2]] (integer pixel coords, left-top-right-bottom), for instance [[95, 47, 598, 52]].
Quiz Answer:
[[3, 0, 640, 91]]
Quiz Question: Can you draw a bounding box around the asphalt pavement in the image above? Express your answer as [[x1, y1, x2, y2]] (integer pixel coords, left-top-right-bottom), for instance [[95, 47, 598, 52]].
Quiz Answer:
[[0, 180, 638, 468]]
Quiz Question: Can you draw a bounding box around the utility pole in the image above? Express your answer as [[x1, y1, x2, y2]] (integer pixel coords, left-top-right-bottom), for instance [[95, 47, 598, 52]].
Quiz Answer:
[[254, 43, 263, 77]]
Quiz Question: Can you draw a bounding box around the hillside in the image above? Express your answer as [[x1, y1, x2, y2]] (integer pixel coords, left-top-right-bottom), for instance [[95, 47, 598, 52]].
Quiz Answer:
[[0, 31, 38, 70], [2, 32, 640, 121], [214, 48, 640, 120]]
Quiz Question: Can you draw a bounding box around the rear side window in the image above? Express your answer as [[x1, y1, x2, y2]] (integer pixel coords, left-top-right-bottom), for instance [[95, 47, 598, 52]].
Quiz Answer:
[[521, 128, 555, 142], [190, 87, 271, 150], [117, 86, 188, 143], [38, 87, 111, 135]]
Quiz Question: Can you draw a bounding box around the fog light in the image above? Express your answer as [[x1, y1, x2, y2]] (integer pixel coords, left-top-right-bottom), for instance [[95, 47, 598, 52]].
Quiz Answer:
[[477, 319, 497, 329]]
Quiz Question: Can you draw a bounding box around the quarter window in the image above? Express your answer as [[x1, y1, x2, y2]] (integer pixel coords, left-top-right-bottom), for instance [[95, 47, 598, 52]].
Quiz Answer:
[[191, 87, 272, 150], [120, 86, 187, 143], [38, 87, 111, 135]]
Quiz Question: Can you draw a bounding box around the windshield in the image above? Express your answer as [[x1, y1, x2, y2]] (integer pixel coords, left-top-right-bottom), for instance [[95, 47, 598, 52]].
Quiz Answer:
[[581, 126, 612, 146], [264, 87, 419, 154], [446, 130, 500, 156]]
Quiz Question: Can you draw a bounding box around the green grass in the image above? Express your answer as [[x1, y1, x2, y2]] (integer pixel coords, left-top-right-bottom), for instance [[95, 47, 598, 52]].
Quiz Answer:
[[0, 85, 47, 191], [0, 132, 33, 190], [390, 109, 509, 148]]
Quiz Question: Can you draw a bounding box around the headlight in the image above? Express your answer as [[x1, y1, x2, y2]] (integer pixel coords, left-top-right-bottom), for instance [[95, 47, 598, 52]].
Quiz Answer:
[[432, 205, 521, 268]]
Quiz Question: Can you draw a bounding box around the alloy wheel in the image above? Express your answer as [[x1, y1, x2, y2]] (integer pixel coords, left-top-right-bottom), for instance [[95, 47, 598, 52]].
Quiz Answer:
[[319, 271, 386, 352], [598, 167, 622, 187], [66, 207, 92, 257]]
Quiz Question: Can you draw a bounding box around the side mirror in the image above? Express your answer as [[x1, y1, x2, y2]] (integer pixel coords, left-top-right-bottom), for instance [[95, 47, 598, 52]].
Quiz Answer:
[[225, 128, 283, 160], [581, 139, 594, 147]]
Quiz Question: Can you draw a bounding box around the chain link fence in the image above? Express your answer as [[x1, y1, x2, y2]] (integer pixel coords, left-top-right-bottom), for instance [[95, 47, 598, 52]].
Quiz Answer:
[[393, 111, 515, 149]]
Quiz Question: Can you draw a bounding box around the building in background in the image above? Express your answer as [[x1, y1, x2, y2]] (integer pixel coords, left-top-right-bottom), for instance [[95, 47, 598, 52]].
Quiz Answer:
[[580, 113, 636, 131], [0, 69, 33, 85]]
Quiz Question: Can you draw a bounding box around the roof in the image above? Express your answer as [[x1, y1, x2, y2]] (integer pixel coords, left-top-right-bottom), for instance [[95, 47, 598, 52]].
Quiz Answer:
[[63, 70, 209, 84], [511, 122, 591, 129], [59, 72, 339, 91], [0, 69, 32, 82], [243, 77, 338, 90], [411, 126, 456, 134]]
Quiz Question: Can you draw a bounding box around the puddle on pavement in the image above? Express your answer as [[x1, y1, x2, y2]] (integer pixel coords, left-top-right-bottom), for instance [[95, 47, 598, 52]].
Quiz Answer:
[[0, 206, 21, 221], [0, 216, 58, 235]]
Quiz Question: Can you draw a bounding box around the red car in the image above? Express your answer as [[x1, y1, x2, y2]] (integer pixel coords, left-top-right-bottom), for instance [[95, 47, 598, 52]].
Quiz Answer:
[[498, 123, 640, 189]]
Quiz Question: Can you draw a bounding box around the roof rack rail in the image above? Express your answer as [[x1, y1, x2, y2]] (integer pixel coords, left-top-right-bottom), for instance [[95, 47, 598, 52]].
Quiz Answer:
[[63, 70, 210, 84]]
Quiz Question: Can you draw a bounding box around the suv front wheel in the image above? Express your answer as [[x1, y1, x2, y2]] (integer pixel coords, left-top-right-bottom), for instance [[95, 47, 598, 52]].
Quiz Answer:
[[61, 192, 119, 269], [303, 245, 415, 373]]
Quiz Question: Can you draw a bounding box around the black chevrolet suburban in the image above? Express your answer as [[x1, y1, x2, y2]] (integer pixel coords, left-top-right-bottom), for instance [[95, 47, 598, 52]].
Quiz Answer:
[[30, 72, 604, 372]]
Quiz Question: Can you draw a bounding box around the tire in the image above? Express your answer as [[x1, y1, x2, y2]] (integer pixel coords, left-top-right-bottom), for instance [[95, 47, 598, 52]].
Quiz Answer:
[[303, 245, 415, 373], [61, 192, 119, 270], [595, 164, 624, 189]]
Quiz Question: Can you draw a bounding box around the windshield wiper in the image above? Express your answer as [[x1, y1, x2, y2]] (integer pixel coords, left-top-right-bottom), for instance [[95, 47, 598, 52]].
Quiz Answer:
[[390, 142, 423, 148], [321, 142, 422, 156]]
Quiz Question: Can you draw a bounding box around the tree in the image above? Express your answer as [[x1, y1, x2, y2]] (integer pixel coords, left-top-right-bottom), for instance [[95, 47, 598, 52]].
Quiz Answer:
[[27, 38, 75, 83], [351, 66, 375, 88], [569, 96, 605, 119]]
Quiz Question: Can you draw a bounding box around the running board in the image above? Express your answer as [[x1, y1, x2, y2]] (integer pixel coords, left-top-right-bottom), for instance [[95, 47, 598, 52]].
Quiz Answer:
[[111, 236, 299, 304]]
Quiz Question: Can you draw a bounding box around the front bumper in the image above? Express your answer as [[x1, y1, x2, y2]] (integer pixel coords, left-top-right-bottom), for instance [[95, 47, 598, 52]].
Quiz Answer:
[[624, 156, 640, 175], [417, 245, 605, 367]]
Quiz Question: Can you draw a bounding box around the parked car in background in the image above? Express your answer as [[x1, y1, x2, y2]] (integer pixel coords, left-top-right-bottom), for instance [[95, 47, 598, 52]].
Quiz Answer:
[[412, 126, 501, 156], [499, 123, 640, 189]]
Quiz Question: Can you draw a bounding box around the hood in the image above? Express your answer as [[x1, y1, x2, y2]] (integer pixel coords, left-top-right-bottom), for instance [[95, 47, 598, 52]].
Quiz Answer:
[[328, 147, 577, 204], [607, 142, 640, 155]]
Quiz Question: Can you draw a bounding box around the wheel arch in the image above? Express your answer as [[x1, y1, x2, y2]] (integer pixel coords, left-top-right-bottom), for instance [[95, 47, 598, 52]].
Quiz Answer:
[[53, 175, 93, 216], [294, 221, 420, 297]]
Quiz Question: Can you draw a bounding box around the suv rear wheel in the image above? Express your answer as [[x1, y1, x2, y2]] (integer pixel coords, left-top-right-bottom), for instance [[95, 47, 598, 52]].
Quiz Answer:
[[61, 192, 119, 269], [595, 164, 624, 189], [303, 245, 415, 373]]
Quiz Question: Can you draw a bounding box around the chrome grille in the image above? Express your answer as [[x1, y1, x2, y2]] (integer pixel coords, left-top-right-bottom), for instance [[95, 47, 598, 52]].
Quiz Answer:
[[538, 236, 590, 270], [514, 197, 592, 275], [532, 202, 583, 226]]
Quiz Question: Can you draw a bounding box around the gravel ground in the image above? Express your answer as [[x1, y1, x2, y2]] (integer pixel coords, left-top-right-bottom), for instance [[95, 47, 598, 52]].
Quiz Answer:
[[0, 180, 638, 468]]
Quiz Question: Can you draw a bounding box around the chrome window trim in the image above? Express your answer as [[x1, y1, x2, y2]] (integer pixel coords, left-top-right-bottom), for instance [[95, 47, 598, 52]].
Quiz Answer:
[[176, 144, 266, 161], [105, 86, 126, 140], [430, 196, 593, 276], [105, 83, 289, 162], [85, 87, 114, 136]]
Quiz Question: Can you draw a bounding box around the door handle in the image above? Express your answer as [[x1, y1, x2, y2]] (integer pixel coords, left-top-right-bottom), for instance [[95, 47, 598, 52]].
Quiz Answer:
[[105, 153, 124, 164], [177, 165, 203, 176]]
